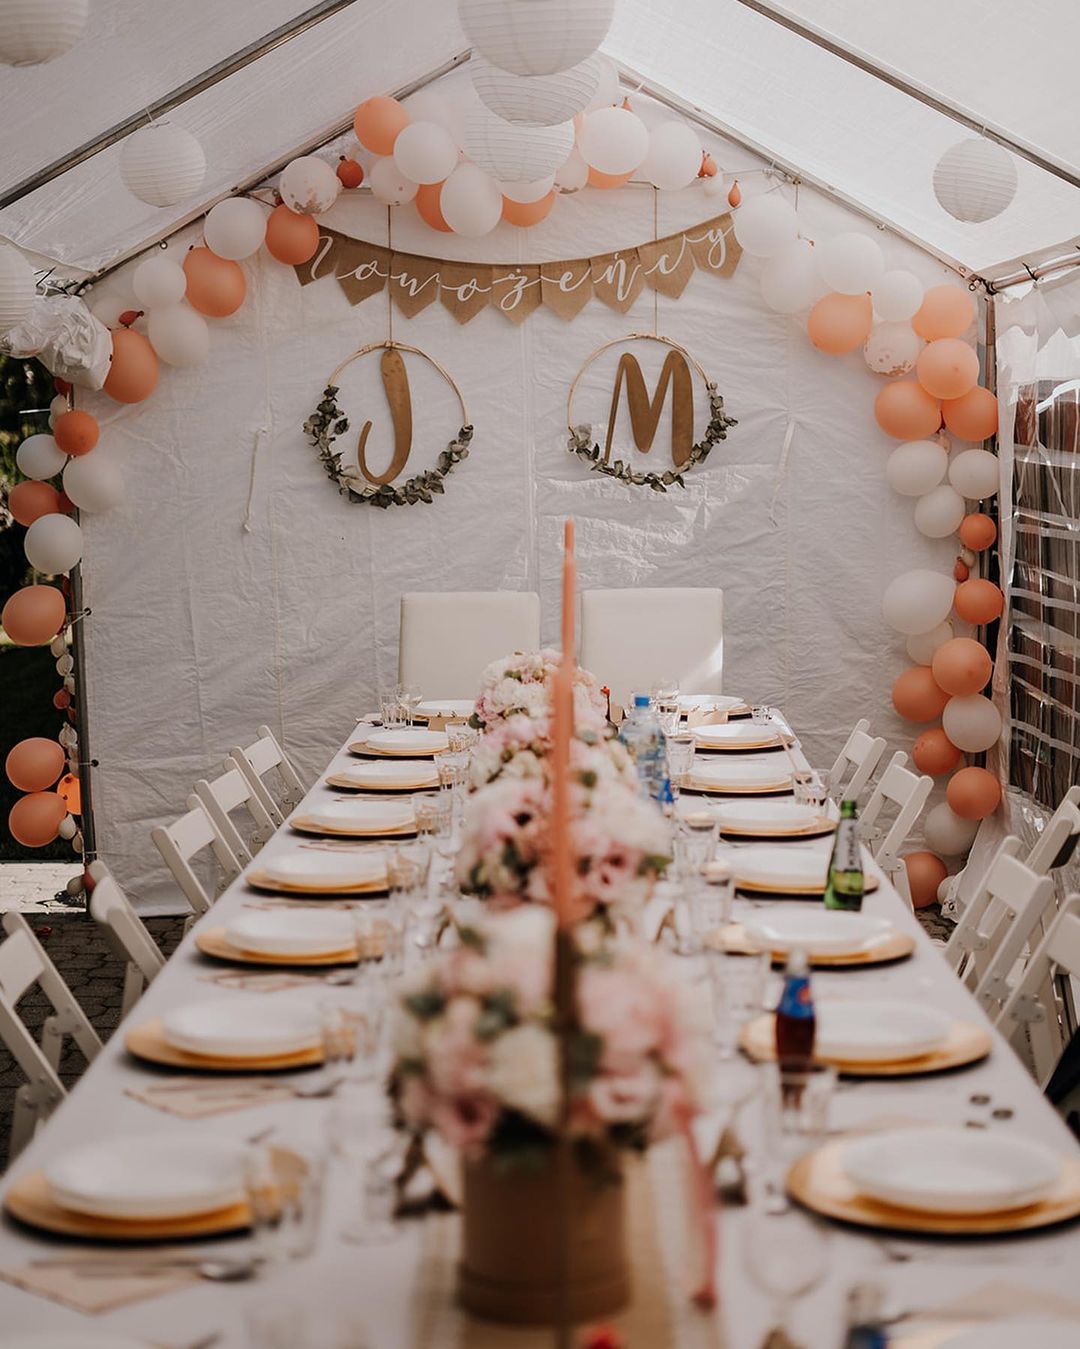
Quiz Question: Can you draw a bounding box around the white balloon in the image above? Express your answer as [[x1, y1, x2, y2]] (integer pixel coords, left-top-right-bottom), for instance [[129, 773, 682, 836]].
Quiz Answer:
[[132, 256, 186, 308], [906, 621, 953, 666], [942, 694, 1002, 753], [58, 814, 78, 840], [863, 322, 923, 376], [440, 163, 503, 237], [203, 197, 266, 260], [368, 157, 418, 205], [948, 448, 999, 500], [500, 174, 555, 203], [702, 174, 727, 199], [586, 55, 620, 110], [63, 453, 124, 513], [759, 239, 820, 314], [914, 484, 966, 538], [578, 106, 648, 175], [393, 121, 459, 185], [48, 394, 68, 428], [279, 156, 340, 215], [147, 305, 209, 367], [554, 148, 588, 190], [16, 433, 66, 480], [25, 514, 82, 574], [885, 440, 948, 496], [49, 635, 66, 657], [88, 291, 134, 329], [881, 569, 956, 636], [873, 269, 923, 322], [732, 194, 798, 258], [640, 121, 701, 191], [55, 652, 73, 676], [816, 231, 885, 294], [403, 89, 451, 129], [924, 802, 980, 857]]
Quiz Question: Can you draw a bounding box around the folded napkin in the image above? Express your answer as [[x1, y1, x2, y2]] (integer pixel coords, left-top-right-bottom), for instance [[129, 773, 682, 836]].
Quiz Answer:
[[686, 708, 730, 728], [0, 1259, 199, 1313], [199, 970, 321, 993], [127, 1076, 294, 1118]]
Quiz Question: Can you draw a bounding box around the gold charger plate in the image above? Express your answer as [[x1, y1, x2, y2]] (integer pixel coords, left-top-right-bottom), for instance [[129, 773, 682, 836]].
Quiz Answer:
[[126, 1018, 324, 1072], [719, 815, 836, 842], [686, 781, 794, 796], [739, 1015, 992, 1077], [195, 927, 372, 967], [694, 737, 784, 753], [736, 874, 880, 898], [325, 772, 438, 794], [787, 1140, 1080, 1236], [244, 868, 388, 898], [348, 740, 446, 759], [289, 815, 417, 839], [712, 922, 916, 967]]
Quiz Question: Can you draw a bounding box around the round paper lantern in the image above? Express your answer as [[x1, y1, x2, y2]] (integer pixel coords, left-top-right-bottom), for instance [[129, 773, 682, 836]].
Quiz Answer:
[[471, 53, 601, 125], [815, 232, 884, 295], [336, 158, 364, 189], [942, 386, 998, 442], [2, 584, 65, 646], [873, 269, 923, 322], [104, 328, 159, 403], [948, 448, 999, 500], [912, 727, 963, 777], [132, 256, 186, 309], [440, 163, 503, 237], [575, 106, 644, 177], [913, 484, 966, 539], [9, 481, 60, 526], [182, 247, 245, 316], [555, 148, 588, 191], [934, 139, 1018, 224], [120, 123, 205, 207], [280, 156, 340, 216], [885, 440, 948, 497], [882, 569, 956, 636], [415, 181, 451, 232], [203, 198, 266, 260], [954, 577, 1004, 625], [932, 638, 992, 696], [368, 157, 418, 205], [0, 0, 87, 65], [63, 453, 123, 513], [947, 766, 1002, 821], [353, 95, 410, 155], [393, 121, 459, 185], [916, 338, 979, 400], [264, 205, 320, 265], [906, 620, 954, 666], [52, 409, 98, 457], [863, 321, 922, 376], [5, 738, 64, 792], [760, 239, 820, 315], [942, 693, 1002, 753], [912, 285, 975, 341], [640, 121, 702, 191], [147, 304, 209, 367], [924, 802, 980, 857], [892, 666, 949, 722], [903, 852, 949, 910], [587, 166, 633, 189], [807, 293, 873, 354], [732, 194, 798, 258], [463, 103, 576, 182], [501, 175, 554, 203], [25, 514, 82, 574], [958, 513, 996, 551], [874, 381, 941, 440], [0, 243, 35, 333], [502, 190, 556, 226], [15, 433, 66, 481], [9, 792, 66, 848], [459, 0, 615, 77]]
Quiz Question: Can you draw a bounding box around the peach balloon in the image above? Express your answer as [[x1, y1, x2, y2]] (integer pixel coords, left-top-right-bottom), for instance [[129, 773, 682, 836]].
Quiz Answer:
[[915, 338, 979, 400], [9, 792, 66, 848], [353, 95, 410, 156], [942, 386, 998, 441], [264, 204, 320, 264], [911, 726, 963, 777], [903, 851, 949, 910], [932, 637, 992, 696], [415, 181, 451, 232], [183, 246, 246, 317], [807, 293, 873, 355], [911, 285, 975, 340], [587, 166, 634, 189], [2, 584, 66, 646], [892, 665, 950, 722], [336, 157, 364, 189], [8, 481, 61, 526], [104, 328, 159, 403], [501, 190, 556, 227], [958, 513, 996, 551], [5, 737, 65, 792], [53, 688, 71, 710], [57, 772, 81, 814], [953, 558, 969, 582], [946, 766, 1002, 821], [954, 577, 1005, 625], [53, 410, 99, 456], [874, 380, 942, 440]]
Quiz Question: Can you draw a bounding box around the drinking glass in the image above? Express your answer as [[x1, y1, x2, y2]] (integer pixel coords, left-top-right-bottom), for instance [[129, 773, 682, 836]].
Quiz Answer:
[[707, 948, 768, 1058], [751, 704, 772, 725], [690, 860, 734, 952], [338, 980, 388, 1083], [325, 1094, 402, 1245], [655, 698, 681, 737], [741, 1202, 830, 1341], [665, 733, 696, 799], [397, 682, 423, 727], [244, 1141, 326, 1264], [651, 677, 680, 702], [361, 898, 407, 979], [759, 1061, 836, 1210], [446, 723, 478, 753], [379, 691, 405, 730], [792, 769, 828, 811]]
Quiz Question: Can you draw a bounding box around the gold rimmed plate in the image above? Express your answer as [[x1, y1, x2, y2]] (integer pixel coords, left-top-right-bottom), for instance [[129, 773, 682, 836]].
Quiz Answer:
[[126, 1019, 324, 1073], [348, 742, 447, 760], [195, 927, 373, 968], [735, 874, 880, 899], [739, 1015, 992, 1077], [718, 816, 836, 842], [712, 922, 915, 968], [289, 816, 417, 840], [326, 771, 438, 794]]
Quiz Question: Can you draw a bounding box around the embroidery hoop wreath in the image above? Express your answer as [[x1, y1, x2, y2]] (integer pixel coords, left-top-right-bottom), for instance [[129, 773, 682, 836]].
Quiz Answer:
[[566, 333, 736, 492], [304, 340, 473, 508]]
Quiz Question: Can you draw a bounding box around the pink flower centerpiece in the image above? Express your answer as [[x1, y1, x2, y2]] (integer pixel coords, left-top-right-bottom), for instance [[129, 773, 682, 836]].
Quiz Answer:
[[471, 649, 606, 733]]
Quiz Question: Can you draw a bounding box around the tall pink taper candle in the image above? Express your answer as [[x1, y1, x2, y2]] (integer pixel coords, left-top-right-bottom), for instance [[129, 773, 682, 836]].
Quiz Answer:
[[550, 519, 575, 929]]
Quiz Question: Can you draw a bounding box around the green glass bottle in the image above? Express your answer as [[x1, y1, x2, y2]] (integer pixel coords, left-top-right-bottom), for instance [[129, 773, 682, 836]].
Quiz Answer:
[[824, 799, 864, 911]]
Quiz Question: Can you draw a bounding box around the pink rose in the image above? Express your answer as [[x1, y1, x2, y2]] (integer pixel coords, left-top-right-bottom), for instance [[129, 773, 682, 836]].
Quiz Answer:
[[429, 1094, 499, 1158]]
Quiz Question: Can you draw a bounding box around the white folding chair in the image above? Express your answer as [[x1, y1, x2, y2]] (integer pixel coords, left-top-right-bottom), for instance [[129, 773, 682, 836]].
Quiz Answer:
[[0, 911, 102, 1160], [151, 796, 243, 916], [827, 718, 887, 805], [229, 726, 307, 827], [997, 896, 1080, 1086], [87, 860, 165, 1015], [858, 751, 933, 874], [193, 760, 276, 861], [398, 591, 542, 700], [579, 588, 724, 710], [1026, 787, 1080, 875]]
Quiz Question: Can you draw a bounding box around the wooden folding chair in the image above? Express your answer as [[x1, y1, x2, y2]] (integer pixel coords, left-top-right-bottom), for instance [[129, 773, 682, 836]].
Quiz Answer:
[[228, 725, 307, 826], [87, 860, 165, 1015], [151, 797, 242, 917]]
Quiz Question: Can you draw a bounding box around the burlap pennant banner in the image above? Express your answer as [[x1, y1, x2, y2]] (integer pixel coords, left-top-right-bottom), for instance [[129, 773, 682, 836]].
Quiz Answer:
[[390, 251, 441, 319]]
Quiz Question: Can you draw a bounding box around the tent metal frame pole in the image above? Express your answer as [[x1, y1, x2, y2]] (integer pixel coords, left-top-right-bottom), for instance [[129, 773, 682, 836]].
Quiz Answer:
[[727, 0, 1080, 191]]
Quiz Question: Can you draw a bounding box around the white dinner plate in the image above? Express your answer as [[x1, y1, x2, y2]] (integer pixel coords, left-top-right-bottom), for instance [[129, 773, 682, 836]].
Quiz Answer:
[[691, 761, 793, 791], [946, 1325, 1079, 1349], [715, 801, 825, 833], [733, 846, 832, 892], [416, 699, 475, 719], [46, 1135, 246, 1220], [252, 849, 387, 891], [162, 995, 322, 1059], [332, 760, 439, 789], [693, 723, 781, 750], [364, 728, 448, 754], [226, 909, 355, 958], [4, 1337, 150, 1349], [677, 694, 746, 712], [742, 910, 892, 956], [842, 1127, 1064, 1215], [814, 999, 953, 1062], [298, 799, 414, 832]]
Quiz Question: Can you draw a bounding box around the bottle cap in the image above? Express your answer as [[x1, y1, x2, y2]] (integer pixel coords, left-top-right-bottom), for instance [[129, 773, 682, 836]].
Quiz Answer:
[[785, 946, 810, 977], [634, 694, 650, 707]]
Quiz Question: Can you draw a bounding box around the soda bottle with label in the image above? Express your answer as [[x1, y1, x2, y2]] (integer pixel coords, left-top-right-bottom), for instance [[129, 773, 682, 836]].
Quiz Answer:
[[774, 947, 815, 1070], [824, 798, 865, 912]]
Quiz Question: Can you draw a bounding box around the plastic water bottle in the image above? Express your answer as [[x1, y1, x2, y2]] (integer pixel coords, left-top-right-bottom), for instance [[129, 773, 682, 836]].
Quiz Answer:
[[620, 695, 670, 803]]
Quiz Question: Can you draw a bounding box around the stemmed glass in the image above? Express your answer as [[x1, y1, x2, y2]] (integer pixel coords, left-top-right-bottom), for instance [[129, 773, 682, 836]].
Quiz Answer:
[[325, 1092, 402, 1246], [741, 1202, 830, 1343], [396, 683, 423, 727]]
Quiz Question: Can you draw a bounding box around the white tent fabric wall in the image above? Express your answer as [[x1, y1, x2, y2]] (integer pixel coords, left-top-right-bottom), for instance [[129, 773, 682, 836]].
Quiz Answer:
[[71, 116, 957, 911]]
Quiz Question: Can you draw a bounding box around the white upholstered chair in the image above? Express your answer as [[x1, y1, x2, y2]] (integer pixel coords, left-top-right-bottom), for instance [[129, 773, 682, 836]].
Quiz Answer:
[[827, 718, 887, 806], [578, 588, 723, 709], [997, 895, 1080, 1086], [229, 726, 307, 826], [151, 797, 243, 916], [193, 760, 276, 861], [398, 591, 542, 700], [88, 860, 165, 1015]]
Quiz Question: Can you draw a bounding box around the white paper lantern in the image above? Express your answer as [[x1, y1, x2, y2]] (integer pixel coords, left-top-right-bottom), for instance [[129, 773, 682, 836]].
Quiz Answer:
[[16, 433, 66, 480], [368, 157, 419, 206], [463, 103, 575, 182], [873, 269, 923, 322], [639, 121, 702, 191], [555, 148, 588, 191], [924, 802, 979, 857], [25, 514, 82, 574], [501, 175, 555, 203], [459, 0, 615, 77], [147, 304, 209, 367], [942, 694, 1002, 753], [63, 452, 124, 513], [585, 55, 620, 110], [816, 232, 885, 295], [0, 0, 87, 65], [120, 123, 206, 207], [881, 569, 956, 636], [934, 139, 1018, 224], [759, 239, 820, 315], [948, 448, 999, 500], [732, 194, 798, 258], [471, 53, 601, 126], [132, 256, 187, 309], [204, 198, 266, 260], [577, 106, 647, 176], [906, 620, 953, 666], [280, 156, 340, 215], [440, 162, 503, 236], [863, 322, 923, 376], [914, 484, 966, 538], [885, 440, 949, 497], [393, 122, 459, 185], [0, 244, 35, 333]]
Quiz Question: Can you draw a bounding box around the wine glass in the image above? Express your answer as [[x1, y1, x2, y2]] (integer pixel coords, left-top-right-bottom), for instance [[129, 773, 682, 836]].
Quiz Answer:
[[741, 1202, 830, 1341], [396, 683, 423, 727]]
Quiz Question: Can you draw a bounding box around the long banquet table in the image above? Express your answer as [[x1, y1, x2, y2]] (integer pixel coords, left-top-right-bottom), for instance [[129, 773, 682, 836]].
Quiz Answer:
[[1, 717, 1079, 1347]]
